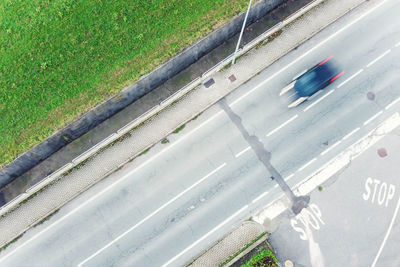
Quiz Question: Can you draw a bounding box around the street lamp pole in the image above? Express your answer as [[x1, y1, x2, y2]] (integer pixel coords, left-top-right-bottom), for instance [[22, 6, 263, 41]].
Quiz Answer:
[[231, 0, 253, 65]]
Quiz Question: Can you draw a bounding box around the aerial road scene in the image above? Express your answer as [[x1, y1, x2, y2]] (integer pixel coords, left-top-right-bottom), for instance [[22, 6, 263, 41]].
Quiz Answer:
[[0, 0, 399, 266]]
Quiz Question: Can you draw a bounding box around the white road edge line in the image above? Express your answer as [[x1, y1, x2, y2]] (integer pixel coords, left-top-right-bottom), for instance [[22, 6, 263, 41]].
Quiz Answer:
[[342, 127, 360, 140], [303, 89, 334, 111], [298, 158, 317, 172], [266, 115, 298, 137], [77, 163, 227, 267], [295, 112, 400, 196], [320, 140, 341, 156], [337, 69, 364, 88], [363, 110, 383, 126], [366, 49, 391, 68], [162, 205, 248, 267], [371, 195, 400, 267], [254, 112, 400, 225], [235, 146, 251, 158], [0, 112, 224, 264], [229, 0, 389, 107], [252, 191, 269, 203], [385, 97, 400, 110]]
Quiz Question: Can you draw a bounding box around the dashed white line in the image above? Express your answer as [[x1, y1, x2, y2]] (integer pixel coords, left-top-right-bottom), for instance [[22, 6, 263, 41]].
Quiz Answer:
[[385, 97, 400, 110], [162, 205, 248, 267], [235, 146, 251, 158], [252, 191, 269, 203], [266, 115, 298, 137], [342, 127, 360, 140], [298, 158, 317, 172], [337, 69, 364, 88], [78, 163, 227, 267], [371, 195, 400, 267], [303, 89, 335, 111], [321, 140, 341, 156], [284, 173, 295, 181], [229, 0, 389, 107], [363, 110, 383, 126], [366, 49, 391, 68], [396, 41, 400, 47]]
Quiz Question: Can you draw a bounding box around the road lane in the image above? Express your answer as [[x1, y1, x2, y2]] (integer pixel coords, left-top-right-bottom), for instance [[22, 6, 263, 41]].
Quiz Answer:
[[1, 0, 400, 266]]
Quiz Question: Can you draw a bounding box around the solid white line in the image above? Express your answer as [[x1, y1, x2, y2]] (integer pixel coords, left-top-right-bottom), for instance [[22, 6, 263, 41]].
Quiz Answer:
[[252, 191, 269, 203], [321, 141, 341, 156], [266, 115, 298, 137], [162, 205, 248, 267], [303, 89, 335, 111], [363, 110, 383, 125], [295, 112, 400, 197], [337, 69, 364, 88], [385, 97, 400, 110], [371, 195, 400, 267], [366, 49, 391, 68], [77, 163, 226, 267], [342, 127, 360, 140], [298, 158, 317, 172], [0, 112, 224, 264], [235, 146, 251, 158], [229, 0, 390, 107]]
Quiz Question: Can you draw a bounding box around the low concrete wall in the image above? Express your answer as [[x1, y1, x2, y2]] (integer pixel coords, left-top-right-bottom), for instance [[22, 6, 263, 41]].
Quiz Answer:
[[0, 0, 285, 187]]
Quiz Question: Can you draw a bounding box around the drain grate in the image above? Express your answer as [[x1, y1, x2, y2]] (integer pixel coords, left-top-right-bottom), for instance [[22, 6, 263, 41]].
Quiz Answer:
[[203, 78, 215, 88]]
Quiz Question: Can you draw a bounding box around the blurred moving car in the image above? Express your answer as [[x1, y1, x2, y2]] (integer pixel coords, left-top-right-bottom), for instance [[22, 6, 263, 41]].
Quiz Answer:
[[280, 56, 344, 108]]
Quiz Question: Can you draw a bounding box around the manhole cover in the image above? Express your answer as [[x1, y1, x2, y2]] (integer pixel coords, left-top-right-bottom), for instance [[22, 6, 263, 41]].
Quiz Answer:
[[228, 74, 236, 82], [367, 92, 375, 101], [377, 148, 387, 157]]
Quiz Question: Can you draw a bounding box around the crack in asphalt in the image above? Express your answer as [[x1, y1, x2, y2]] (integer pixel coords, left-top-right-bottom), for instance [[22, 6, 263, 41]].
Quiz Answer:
[[218, 98, 309, 214]]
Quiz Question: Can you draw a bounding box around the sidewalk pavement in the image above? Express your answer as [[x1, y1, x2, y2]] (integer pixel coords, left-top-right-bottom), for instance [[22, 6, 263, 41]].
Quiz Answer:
[[0, 0, 367, 254], [188, 221, 265, 267]]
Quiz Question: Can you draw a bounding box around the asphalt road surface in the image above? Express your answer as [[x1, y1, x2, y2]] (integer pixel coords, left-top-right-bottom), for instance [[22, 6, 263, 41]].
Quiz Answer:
[[1, 0, 400, 266]]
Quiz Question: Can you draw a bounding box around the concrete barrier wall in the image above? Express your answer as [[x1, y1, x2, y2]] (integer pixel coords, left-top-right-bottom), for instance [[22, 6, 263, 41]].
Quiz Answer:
[[0, 0, 285, 187]]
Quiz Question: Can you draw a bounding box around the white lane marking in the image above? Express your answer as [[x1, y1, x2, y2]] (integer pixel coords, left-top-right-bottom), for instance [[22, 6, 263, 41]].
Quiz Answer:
[[252, 191, 269, 203], [285, 173, 295, 181], [337, 69, 364, 88], [77, 163, 226, 267], [298, 158, 317, 172], [342, 127, 360, 140], [162, 205, 248, 267], [320, 141, 341, 156], [266, 115, 298, 137], [371, 195, 400, 267], [366, 49, 391, 68], [395, 41, 400, 47], [235, 146, 251, 158], [229, 0, 390, 107], [296, 112, 400, 197], [385, 97, 400, 110], [255, 112, 400, 224], [0, 112, 224, 264], [274, 184, 278, 188], [303, 89, 335, 111], [363, 110, 383, 125]]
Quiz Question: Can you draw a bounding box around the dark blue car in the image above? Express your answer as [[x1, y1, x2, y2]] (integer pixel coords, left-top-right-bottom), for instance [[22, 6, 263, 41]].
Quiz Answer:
[[280, 56, 344, 108]]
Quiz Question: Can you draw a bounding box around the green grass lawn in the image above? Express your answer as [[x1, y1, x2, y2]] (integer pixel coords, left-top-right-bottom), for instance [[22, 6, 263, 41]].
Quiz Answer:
[[0, 0, 250, 167]]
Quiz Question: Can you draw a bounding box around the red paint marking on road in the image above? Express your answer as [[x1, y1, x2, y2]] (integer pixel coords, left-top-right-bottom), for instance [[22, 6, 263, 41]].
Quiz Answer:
[[330, 71, 344, 82], [318, 56, 333, 65]]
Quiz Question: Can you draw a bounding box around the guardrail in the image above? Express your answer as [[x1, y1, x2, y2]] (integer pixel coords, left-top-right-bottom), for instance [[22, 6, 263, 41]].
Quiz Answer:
[[0, 0, 324, 218]]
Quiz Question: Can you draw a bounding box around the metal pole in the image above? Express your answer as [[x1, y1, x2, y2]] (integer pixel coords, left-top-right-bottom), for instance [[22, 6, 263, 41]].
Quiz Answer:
[[231, 0, 253, 65]]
